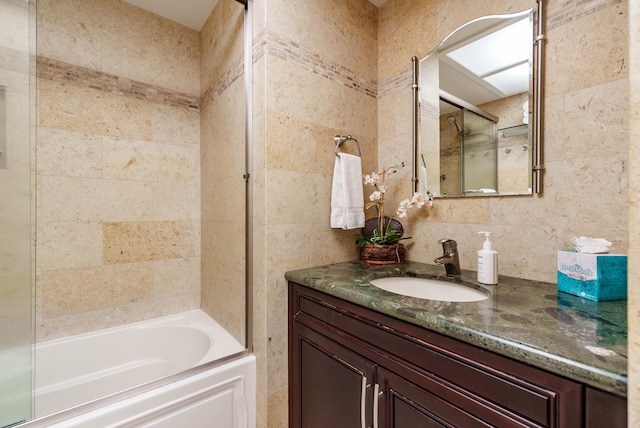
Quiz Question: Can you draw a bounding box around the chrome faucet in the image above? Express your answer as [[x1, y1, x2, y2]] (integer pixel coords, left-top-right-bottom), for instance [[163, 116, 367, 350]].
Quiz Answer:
[[434, 238, 461, 275]]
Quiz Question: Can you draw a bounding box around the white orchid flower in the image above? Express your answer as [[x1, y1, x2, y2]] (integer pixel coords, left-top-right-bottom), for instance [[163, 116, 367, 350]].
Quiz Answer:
[[369, 191, 382, 202]]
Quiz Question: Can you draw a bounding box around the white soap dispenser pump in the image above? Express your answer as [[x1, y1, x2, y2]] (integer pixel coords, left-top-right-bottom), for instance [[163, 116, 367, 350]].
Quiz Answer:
[[477, 231, 498, 285]]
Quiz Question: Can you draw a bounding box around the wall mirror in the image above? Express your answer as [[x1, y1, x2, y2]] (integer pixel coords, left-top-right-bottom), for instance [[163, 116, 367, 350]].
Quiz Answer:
[[414, 3, 544, 198]]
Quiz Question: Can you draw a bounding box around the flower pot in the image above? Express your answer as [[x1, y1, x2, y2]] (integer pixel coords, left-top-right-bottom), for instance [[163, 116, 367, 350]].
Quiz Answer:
[[361, 217, 404, 241], [360, 243, 405, 265]]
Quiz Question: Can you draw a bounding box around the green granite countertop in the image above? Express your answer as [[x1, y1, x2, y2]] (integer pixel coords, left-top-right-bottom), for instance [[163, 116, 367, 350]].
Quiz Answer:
[[285, 260, 628, 396]]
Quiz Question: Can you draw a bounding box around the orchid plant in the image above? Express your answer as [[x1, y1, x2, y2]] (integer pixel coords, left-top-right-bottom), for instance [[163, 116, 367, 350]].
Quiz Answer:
[[356, 162, 433, 247]]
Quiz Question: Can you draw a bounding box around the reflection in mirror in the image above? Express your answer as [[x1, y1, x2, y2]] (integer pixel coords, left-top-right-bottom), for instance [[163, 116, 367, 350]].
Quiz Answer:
[[418, 8, 537, 197], [440, 98, 500, 196]]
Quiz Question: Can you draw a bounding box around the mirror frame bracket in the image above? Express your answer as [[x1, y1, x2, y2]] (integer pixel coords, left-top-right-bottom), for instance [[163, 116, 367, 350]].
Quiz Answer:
[[412, 56, 419, 194], [532, 0, 546, 193]]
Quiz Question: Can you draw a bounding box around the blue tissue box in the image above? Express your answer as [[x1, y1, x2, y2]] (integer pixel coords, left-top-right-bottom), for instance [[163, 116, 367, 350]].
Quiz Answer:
[[557, 250, 627, 301]]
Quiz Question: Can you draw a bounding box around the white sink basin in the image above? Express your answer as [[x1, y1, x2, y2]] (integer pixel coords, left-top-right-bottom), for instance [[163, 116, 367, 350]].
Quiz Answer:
[[370, 277, 489, 302]]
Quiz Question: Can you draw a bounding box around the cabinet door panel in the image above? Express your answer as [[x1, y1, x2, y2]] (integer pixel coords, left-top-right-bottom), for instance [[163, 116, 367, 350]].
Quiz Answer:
[[290, 321, 375, 428], [585, 387, 627, 428], [377, 366, 491, 428], [393, 399, 447, 428]]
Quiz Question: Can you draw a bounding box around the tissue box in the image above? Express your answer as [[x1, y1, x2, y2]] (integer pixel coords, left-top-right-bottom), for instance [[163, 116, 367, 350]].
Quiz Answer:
[[557, 250, 627, 301]]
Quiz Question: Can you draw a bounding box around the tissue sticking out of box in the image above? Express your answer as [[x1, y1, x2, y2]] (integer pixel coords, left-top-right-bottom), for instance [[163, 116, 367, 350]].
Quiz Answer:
[[571, 236, 612, 254]]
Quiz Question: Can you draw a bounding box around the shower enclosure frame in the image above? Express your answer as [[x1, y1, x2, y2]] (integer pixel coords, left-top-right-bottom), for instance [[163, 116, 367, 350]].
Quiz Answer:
[[2, 0, 255, 426]]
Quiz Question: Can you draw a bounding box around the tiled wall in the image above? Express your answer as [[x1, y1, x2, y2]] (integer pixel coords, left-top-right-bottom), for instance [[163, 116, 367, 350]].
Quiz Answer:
[[628, 0, 638, 423], [379, 0, 629, 284], [200, 0, 247, 344], [257, 0, 632, 425], [36, 0, 201, 341], [378, 0, 632, 422], [253, 0, 379, 425]]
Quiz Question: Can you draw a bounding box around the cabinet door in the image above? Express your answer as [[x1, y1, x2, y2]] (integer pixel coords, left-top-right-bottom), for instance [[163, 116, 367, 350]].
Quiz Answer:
[[376, 366, 493, 428], [290, 321, 376, 428], [585, 387, 627, 428]]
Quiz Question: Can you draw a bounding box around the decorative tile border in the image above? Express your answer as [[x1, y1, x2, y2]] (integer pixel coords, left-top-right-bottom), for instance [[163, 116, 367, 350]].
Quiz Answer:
[[547, 0, 622, 30], [31, 0, 625, 111], [378, 68, 412, 99], [38, 28, 394, 111], [255, 29, 377, 99], [200, 54, 244, 109], [40, 0, 610, 112], [36, 56, 200, 110], [252, 28, 267, 63], [420, 100, 440, 121]]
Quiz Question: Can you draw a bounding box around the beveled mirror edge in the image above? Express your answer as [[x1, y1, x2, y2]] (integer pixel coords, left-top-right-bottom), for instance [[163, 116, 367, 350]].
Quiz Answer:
[[412, 2, 545, 197]]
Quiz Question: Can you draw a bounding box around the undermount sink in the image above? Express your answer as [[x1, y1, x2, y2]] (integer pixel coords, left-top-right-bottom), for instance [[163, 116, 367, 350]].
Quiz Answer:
[[369, 277, 489, 302]]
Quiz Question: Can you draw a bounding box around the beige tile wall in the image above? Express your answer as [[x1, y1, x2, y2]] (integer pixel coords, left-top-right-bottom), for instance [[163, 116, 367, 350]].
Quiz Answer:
[[255, 0, 379, 425], [251, 2, 268, 423], [258, 0, 634, 425], [379, 0, 629, 284], [378, 0, 633, 423], [35, 0, 201, 341], [199, 0, 247, 344], [628, 0, 638, 423]]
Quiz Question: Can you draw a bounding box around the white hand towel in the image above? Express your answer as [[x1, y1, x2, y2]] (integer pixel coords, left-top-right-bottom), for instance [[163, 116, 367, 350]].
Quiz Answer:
[[331, 153, 365, 230]]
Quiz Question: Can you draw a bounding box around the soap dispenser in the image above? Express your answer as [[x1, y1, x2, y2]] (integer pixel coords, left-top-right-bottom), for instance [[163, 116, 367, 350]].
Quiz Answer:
[[477, 232, 498, 285]]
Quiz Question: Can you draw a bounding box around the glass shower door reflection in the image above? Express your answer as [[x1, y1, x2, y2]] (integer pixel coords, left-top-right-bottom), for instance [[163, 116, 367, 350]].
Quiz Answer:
[[462, 110, 498, 194], [0, 0, 35, 425]]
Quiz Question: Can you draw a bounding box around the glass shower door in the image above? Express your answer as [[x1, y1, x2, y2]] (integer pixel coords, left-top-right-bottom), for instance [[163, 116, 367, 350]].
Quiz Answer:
[[200, 0, 249, 348], [0, 0, 35, 425]]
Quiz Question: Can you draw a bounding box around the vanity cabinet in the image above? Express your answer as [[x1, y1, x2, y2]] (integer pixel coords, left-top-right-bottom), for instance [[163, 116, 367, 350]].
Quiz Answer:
[[294, 322, 376, 427], [288, 282, 627, 428]]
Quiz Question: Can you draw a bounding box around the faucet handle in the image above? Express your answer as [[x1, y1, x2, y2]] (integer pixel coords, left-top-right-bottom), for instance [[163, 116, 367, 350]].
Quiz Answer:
[[438, 238, 457, 255]]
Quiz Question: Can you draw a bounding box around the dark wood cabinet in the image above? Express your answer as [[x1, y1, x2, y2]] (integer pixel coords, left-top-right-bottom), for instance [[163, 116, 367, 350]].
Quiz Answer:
[[584, 387, 627, 428], [376, 365, 492, 427], [292, 322, 376, 427], [289, 282, 627, 428]]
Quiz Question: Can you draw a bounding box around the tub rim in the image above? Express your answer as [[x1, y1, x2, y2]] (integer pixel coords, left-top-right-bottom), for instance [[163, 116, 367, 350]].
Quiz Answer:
[[27, 308, 251, 427], [23, 349, 253, 428]]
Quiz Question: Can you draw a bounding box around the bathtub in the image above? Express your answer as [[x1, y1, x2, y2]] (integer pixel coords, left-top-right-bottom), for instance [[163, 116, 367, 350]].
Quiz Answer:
[[25, 310, 255, 428]]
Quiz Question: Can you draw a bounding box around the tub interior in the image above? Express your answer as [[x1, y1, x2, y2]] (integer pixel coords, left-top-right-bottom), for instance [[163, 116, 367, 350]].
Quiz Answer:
[[34, 310, 245, 419]]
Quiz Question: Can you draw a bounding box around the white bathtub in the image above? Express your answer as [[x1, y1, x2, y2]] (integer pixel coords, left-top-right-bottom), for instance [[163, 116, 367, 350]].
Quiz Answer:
[[25, 310, 255, 428]]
